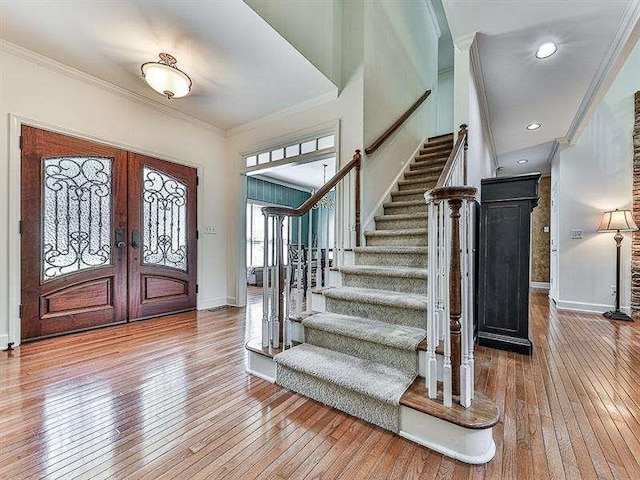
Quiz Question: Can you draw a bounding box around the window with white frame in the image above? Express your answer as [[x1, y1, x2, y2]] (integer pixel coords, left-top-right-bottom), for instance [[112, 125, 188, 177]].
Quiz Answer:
[[245, 133, 335, 169]]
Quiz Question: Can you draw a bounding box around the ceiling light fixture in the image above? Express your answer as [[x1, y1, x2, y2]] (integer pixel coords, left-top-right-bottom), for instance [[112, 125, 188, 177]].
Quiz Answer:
[[527, 122, 541, 130], [535, 42, 557, 59], [141, 53, 192, 99], [517, 159, 529, 164]]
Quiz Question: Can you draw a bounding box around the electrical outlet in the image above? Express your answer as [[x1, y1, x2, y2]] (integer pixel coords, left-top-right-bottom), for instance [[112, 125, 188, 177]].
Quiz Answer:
[[204, 225, 217, 235], [610, 285, 617, 296]]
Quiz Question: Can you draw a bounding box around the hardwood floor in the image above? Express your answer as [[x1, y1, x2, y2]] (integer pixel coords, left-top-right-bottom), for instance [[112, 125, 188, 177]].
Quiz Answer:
[[1, 289, 639, 479]]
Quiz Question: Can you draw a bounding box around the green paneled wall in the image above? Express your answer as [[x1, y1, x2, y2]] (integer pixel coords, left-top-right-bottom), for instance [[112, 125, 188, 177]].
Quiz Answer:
[[247, 176, 311, 245]]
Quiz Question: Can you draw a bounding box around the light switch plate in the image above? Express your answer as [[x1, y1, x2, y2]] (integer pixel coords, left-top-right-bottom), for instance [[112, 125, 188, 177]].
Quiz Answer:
[[570, 229, 583, 239], [204, 225, 217, 235], [543, 226, 550, 233]]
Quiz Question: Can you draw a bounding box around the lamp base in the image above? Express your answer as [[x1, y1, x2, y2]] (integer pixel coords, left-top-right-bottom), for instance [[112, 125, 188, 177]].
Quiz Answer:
[[603, 310, 633, 322]]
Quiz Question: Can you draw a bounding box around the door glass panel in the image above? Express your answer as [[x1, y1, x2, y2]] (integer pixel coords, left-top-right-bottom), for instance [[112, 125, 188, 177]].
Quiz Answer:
[[142, 166, 188, 271], [42, 156, 112, 281]]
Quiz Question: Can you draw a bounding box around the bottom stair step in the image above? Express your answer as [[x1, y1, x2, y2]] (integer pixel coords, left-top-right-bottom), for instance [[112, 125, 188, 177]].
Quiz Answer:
[[274, 344, 415, 432]]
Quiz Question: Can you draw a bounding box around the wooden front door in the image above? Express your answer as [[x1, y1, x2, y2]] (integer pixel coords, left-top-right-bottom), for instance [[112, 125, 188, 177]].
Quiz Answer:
[[20, 126, 197, 341], [127, 153, 197, 320]]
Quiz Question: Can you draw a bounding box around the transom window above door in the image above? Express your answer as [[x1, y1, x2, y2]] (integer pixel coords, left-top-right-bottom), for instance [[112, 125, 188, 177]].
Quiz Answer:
[[245, 133, 335, 169]]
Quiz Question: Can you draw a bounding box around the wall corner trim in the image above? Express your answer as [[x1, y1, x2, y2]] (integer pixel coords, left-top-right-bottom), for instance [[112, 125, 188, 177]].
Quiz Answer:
[[564, 1, 640, 144], [425, 1, 442, 39], [469, 36, 498, 170]]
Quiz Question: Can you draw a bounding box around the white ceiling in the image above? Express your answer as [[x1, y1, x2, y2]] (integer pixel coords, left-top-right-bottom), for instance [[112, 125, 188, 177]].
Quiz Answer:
[[443, 0, 634, 171], [0, 0, 336, 130], [258, 157, 336, 191]]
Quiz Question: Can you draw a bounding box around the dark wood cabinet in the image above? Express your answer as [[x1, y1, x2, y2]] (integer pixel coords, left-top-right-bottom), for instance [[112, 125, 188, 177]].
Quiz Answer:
[[477, 173, 540, 355]]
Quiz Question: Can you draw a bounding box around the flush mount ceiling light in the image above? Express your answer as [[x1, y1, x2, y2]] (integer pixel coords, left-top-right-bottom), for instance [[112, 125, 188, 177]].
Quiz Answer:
[[141, 53, 192, 99], [535, 42, 557, 59], [517, 159, 529, 164], [527, 122, 541, 130]]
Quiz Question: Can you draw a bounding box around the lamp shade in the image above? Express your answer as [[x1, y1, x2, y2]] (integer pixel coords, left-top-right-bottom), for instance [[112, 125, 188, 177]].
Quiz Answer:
[[597, 209, 639, 232], [141, 53, 192, 99]]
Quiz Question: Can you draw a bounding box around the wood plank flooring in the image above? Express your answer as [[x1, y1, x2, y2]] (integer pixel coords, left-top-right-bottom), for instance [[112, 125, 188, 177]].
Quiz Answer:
[[1, 289, 639, 479]]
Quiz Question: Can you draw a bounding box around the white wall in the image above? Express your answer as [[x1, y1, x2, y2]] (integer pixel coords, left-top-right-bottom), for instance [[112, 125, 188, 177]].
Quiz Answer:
[[435, 68, 454, 137], [243, 0, 342, 88], [452, 35, 494, 191], [362, 0, 439, 226], [554, 40, 639, 314], [0, 46, 228, 348], [466, 67, 494, 189]]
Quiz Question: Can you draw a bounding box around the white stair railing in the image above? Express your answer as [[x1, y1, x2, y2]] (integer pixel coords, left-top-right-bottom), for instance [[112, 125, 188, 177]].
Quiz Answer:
[[261, 151, 362, 350], [425, 125, 477, 408]]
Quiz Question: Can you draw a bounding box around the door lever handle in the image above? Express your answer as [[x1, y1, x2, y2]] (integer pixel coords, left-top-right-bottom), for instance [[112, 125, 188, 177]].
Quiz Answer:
[[131, 229, 140, 249]]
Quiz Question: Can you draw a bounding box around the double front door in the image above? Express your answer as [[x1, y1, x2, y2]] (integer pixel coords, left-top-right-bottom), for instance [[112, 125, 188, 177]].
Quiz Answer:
[[20, 126, 198, 341]]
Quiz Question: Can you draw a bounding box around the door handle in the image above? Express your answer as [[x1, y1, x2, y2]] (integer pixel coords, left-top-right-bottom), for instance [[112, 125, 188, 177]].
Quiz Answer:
[[131, 229, 140, 249], [115, 228, 126, 249]]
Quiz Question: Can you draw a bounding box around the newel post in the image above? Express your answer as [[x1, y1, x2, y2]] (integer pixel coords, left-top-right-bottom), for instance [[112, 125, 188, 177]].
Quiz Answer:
[[448, 198, 463, 397]]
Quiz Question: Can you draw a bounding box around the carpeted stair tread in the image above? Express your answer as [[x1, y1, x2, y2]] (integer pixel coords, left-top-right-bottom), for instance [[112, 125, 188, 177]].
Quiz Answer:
[[365, 228, 428, 237], [274, 344, 414, 405], [383, 199, 427, 209], [324, 286, 427, 311], [340, 264, 428, 279], [375, 212, 427, 222], [354, 246, 428, 254], [391, 188, 429, 197], [303, 312, 425, 351]]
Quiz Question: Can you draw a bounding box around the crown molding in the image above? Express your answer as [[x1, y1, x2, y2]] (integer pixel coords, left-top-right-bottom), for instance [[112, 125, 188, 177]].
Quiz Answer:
[[546, 139, 560, 165], [469, 36, 498, 170], [225, 90, 338, 138], [454, 33, 476, 52], [0, 39, 225, 135], [565, 0, 640, 144], [425, 1, 442, 39]]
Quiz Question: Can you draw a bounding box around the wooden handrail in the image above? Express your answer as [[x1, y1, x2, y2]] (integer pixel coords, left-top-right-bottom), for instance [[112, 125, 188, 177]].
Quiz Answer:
[[435, 124, 468, 189], [364, 90, 431, 155], [263, 150, 362, 218]]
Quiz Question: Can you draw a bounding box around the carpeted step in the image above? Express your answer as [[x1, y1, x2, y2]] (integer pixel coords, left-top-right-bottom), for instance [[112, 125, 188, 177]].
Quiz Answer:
[[340, 265, 427, 294], [354, 246, 428, 268], [391, 188, 429, 202], [375, 212, 427, 230], [427, 133, 454, 143], [274, 343, 414, 432], [303, 312, 425, 372], [364, 228, 428, 246], [383, 199, 428, 215], [414, 152, 450, 163], [398, 178, 437, 191], [419, 145, 452, 156], [409, 159, 447, 172], [324, 286, 427, 328]]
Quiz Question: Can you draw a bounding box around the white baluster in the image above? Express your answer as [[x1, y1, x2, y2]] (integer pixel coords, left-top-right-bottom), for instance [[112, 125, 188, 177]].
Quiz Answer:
[[426, 197, 438, 398], [442, 201, 452, 407], [467, 201, 475, 400], [325, 205, 331, 287], [271, 216, 280, 349], [285, 262, 292, 349], [262, 212, 269, 348], [296, 217, 303, 317], [316, 211, 322, 288], [306, 209, 313, 313], [459, 200, 471, 407]]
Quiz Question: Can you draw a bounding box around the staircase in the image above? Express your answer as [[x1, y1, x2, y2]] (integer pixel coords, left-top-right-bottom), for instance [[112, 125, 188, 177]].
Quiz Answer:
[[247, 126, 498, 464], [273, 133, 453, 432]]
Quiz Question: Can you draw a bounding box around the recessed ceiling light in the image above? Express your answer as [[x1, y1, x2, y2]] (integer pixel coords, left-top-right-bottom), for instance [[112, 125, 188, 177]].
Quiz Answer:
[[517, 159, 529, 164], [535, 42, 557, 59], [527, 122, 541, 130]]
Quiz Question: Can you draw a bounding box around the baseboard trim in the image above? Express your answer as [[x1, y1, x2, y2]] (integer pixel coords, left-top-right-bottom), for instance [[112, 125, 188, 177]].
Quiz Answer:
[[0, 334, 9, 351], [200, 297, 232, 310], [530, 282, 550, 290], [556, 300, 631, 315]]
